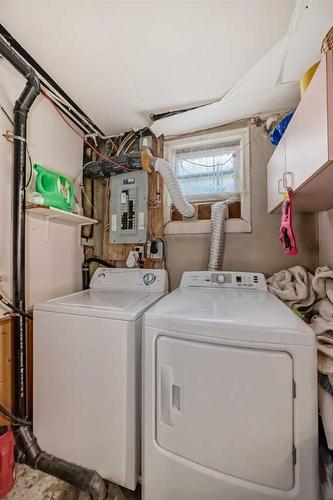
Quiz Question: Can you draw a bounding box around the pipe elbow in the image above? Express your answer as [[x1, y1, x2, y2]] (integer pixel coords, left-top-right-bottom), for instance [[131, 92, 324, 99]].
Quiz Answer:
[[27, 71, 40, 94], [14, 72, 40, 114]]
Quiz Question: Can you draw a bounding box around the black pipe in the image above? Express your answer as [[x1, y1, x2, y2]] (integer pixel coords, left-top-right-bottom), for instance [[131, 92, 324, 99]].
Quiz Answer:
[[36, 453, 107, 500], [82, 258, 115, 290], [0, 37, 40, 419], [82, 266, 91, 291], [84, 151, 142, 178], [0, 294, 33, 321], [0, 404, 32, 427], [13, 71, 39, 420], [0, 25, 104, 136], [15, 427, 107, 500], [0, 37, 108, 499]]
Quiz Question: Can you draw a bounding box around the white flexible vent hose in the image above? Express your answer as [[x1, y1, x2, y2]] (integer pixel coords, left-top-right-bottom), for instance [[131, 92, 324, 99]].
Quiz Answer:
[[208, 201, 228, 271], [153, 158, 195, 218]]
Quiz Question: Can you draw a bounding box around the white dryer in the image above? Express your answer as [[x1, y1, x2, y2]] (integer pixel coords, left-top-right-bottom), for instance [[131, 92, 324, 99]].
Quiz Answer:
[[33, 267, 168, 490], [142, 271, 319, 500]]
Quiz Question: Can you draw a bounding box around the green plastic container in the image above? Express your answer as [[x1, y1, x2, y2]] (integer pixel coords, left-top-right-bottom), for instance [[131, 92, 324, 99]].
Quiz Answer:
[[33, 164, 74, 212]]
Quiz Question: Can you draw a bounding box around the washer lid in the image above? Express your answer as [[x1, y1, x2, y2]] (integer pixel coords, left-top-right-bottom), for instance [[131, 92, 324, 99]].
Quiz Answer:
[[34, 289, 166, 321], [144, 287, 315, 346]]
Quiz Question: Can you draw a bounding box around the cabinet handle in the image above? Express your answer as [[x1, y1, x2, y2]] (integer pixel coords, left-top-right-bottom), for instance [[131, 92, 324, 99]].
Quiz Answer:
[[283, 171, 293, 190], [278, 172, 293, 194]]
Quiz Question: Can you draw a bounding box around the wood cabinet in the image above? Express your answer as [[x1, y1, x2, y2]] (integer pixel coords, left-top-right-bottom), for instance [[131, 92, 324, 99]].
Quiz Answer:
[[0, 315, 33, 423], [267, 50, 333, 213], [0, 317, 12, 426]]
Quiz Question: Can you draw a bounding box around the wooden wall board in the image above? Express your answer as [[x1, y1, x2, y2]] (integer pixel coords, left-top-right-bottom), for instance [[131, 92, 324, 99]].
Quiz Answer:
[[0, 316, 12, 426], [228, 201, 241, 218], [0, 316, 34, 423], [102, 136, 165, 264], [197, 203, 212, 220], [172, 200, 241, 221]]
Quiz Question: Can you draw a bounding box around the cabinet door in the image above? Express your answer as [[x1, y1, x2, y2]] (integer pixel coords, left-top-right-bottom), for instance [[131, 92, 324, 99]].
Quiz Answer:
[[156, 336, 294, 491], [267, 53, 330, 212], [286, 54, 328, 193], [267, 136, 286, 212]]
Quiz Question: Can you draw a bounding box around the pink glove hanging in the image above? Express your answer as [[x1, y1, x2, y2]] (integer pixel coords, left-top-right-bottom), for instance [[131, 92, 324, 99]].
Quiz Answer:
[[280, 188, 298, 256]]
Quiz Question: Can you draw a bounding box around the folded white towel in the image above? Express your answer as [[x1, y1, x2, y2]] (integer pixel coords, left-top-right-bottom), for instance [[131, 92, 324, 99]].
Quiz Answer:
[[310, 268, 333, 378], [313, 299, 333, 323], [267, 265, 316, 310], [313, 267, 333, 301], [315, 332, 333, 376]]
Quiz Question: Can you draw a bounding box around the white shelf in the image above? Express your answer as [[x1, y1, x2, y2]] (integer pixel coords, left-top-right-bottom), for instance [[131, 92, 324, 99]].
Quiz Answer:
[[26, 204, 97, 226]]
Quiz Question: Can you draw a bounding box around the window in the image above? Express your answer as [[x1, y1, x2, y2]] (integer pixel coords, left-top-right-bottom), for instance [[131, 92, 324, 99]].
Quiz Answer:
[[164, 127, 251, 234], [174, 142, 239, 199]]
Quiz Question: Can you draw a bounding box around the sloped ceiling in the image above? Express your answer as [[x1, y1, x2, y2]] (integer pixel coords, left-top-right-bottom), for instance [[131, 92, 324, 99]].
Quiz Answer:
[[1, 0, 333, 136], [152, 0, 333, 136]]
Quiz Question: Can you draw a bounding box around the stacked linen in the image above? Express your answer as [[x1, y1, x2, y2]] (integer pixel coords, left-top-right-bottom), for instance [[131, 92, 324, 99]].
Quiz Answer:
[[311, 268, 333, 464], [312, 268, 333, 378], [267, 266, 316, 312], [267, 266, 333, 451]]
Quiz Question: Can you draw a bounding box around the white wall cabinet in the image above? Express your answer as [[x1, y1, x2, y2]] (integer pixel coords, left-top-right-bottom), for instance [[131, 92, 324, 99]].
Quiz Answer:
[[267, 50, 333, 213]]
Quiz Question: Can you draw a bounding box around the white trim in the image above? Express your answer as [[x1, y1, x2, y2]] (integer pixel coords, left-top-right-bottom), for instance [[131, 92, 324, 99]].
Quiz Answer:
[[184, 192, 239, 203], [163, 127, 251, 234], [164, 129, 245, 150], [164, 218, 251, 235]]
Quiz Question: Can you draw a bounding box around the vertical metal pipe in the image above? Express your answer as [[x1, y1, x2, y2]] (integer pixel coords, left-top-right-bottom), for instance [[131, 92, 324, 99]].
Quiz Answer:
[[12, 84, 39, 419], [0, 38, 108, 498], [0, 37, 40, 418], [12, 108, 28, 418]]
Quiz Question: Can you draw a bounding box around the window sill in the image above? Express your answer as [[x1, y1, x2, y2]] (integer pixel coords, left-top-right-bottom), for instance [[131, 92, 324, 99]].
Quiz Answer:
[[164, 218, 251, 235]]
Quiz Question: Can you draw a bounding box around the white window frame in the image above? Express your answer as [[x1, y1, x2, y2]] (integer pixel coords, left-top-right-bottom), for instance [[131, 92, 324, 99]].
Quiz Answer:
[[163, 127, 251, 235]]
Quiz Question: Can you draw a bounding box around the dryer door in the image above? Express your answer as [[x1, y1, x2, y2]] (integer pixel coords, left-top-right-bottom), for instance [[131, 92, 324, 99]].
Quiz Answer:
[[156, 336, 294, 491]]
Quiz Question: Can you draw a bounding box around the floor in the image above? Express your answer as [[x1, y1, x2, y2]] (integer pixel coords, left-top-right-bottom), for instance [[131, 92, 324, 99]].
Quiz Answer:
[[6, 465, 140, 500]]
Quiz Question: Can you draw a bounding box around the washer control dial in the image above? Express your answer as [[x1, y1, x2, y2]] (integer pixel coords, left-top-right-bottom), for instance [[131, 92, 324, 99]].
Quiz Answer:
[[143, 273, 157, 286]]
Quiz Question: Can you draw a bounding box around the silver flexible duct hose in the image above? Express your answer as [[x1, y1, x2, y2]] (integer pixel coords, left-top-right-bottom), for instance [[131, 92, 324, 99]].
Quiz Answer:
[[208, 201, 228, 271], [150, 155, 235, 271], [153, 158, 195, 218]]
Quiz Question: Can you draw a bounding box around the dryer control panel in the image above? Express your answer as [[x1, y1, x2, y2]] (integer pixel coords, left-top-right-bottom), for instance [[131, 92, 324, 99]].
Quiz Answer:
[[180, 271, 267, 291]]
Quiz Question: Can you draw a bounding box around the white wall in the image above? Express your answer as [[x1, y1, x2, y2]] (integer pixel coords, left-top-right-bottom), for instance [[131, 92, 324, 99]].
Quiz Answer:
[[0, 59, 83, 313], [319, 210, 333, 268], [166, 124, 318, 290]]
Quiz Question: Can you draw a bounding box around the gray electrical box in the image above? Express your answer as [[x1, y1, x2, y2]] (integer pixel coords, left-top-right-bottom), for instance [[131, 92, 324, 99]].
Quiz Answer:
[[109, 170, 148, 244]]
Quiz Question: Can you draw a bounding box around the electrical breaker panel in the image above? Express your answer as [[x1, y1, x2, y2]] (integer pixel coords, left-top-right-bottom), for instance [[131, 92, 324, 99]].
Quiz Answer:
[[109, 170, 148, 244]]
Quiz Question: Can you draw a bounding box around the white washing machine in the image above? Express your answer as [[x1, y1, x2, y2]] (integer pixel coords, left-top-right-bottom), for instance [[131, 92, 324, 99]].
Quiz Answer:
[[33, 267, 168, 490], [142, 271, 319, 500]]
